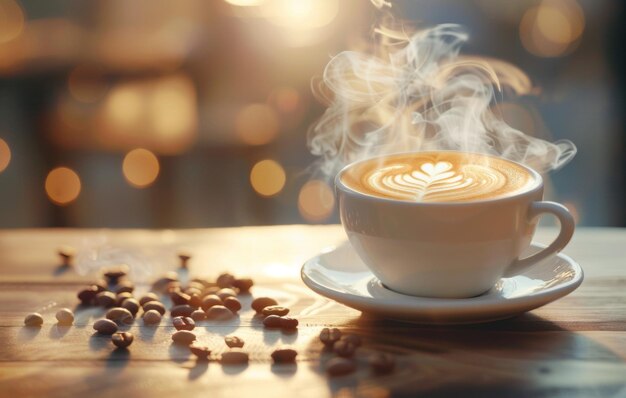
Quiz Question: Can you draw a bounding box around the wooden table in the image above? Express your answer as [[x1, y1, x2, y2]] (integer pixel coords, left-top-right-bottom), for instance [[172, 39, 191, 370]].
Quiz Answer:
[[1, 226, 626, 398]]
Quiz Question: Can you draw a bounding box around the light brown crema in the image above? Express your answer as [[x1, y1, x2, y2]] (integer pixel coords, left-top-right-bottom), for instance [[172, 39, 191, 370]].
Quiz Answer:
[[340, 152, 535, 203]]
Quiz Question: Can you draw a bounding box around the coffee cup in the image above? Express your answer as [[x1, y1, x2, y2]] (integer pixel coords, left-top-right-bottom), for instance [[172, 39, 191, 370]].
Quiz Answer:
[[335, 151, 575, 298]]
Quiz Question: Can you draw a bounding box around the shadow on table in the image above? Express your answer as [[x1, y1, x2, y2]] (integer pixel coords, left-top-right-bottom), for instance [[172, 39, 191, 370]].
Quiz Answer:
[[305, 313, 626, 397]]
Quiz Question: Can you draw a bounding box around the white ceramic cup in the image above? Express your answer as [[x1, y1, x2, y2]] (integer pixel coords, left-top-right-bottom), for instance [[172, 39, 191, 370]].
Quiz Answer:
[[336, 152, 575, 298]]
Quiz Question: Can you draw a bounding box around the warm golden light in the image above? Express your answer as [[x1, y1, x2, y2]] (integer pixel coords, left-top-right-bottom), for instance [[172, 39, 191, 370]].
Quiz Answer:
[[298, 180, 334, 222], [224, 0, 266, 6], [122, 148, 160, 188], [520, 0, 585, 58], [105, 85, 144, 129], [68, 65, 107, 103], [267, 0, 339, 30], [250, 159, 286, 197], [0, 0, 25, 44], [0, 138, 10, 173], [235, 103, 279, 146], [149, 76, 196, 140], [45, 167, 81, 205]]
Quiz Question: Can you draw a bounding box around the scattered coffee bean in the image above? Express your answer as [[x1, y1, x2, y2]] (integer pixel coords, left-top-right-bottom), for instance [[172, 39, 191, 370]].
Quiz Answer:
[[172, 316, 195, 331], [225, 335, 244, 348], [143, 301, 166, 315], [152, 272, 179, 293], [95, 291, 117, 307], [216, 288, 237, 301], [189, 344, 211, 360], [333, 340, 357, 358], [326, 357, 356, 376], [221, 349, 249, 365], [57, 246, 75, 267], [262, 305, 289, 317], [369, 353, 395, 375], [170, 304, 194, 317], [205, 305, 234, 320], [191, 310, 207, 322], [93, 319, 118, 335], [320, 328, 342, 347], [271, 348, 298, 364], [187, 281, 205, 291], [115, 292, 133, 306], [77, 285, 99, 305], [188, 293, 202, 309], [279, 317, 299, 330], [103, 266, 128, 285], [121, 298, 140, 315], [94, 280, 108, 292], [171, 330, 196, 345], [115, 281, 134, 294], [24, 313, 43, 326], [341, 334, 362, 347], [106, 307, 134, 325], [139, 292, 159, 307], [143, 309, 162, 325], [216, 272, 235, 288], [178, 252, 191, 268], [166, 282, 181, 294], [223, 297, 242, 313], [55, 308, 74, 325], [251, 297, 278, 313], [201, 295, 222, 312], [111, 332, 134, 349], [263, 315, 282, 328], [232, 278, 254, 294], [170, 291, 190, 306], [202, 286, 220, 296]]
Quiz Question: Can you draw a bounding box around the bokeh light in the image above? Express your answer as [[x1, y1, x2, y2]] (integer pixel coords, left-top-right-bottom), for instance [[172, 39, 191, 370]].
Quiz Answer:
[[106, 84, 144, 129], [68, 65, 108, 103], [268, 87, 301, 113], [250, 159, 286, 197], [0, 138, 10, 173], [266, 0, 339, 31], [45, 167, 81, 205], [0, 0, 24, 44], [298, 180, 334, 222], [122, 148, 160, 188], [235, 103, 279, 146], [149, 76, 196, 140], [520, 0, 585, 58]]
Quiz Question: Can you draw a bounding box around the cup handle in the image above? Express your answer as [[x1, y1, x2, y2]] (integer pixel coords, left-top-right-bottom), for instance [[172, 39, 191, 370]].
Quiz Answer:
[[503, 201, 575, 277]]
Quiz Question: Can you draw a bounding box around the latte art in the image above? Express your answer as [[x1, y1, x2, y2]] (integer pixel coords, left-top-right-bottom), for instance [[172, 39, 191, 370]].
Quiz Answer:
[[341, 152, 535, 202]]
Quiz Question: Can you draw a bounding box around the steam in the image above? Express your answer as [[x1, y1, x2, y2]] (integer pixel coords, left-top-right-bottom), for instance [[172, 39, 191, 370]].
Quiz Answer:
[[308, 23, 576, 176]]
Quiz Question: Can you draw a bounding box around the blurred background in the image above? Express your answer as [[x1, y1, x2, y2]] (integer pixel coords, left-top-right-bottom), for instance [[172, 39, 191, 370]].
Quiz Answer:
[[0, 0, 622, 228]]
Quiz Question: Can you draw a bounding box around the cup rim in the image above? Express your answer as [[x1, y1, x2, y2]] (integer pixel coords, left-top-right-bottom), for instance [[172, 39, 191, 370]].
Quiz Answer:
[[335, 150, 543, 206]]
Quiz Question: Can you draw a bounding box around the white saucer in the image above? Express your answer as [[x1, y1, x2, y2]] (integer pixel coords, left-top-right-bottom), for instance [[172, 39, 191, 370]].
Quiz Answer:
[[301, 242, 583, 324]]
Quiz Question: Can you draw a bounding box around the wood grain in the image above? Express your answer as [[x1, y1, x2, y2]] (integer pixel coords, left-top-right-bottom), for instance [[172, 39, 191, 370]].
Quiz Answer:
[[1, 226, 626, 398]]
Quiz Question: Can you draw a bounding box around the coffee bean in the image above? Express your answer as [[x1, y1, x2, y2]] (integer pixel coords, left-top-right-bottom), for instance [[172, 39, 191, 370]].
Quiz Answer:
[[152, 272, 179, 293], [326, 357, 356, 376], [96, 291, 117, 307], [111, 332, 134, 349], [271, 348, 297, 364], [93, 319, 118, 335], [189, 344, 211, 360], [178, 252, 191, 268], [251, 297, 278, 313], [190, 310, 207, 322], [216, 288, 237, 301], [187, 281, 205, 291], [57, 246, 75, 267], [55, 308, 74, 325], [139, 292, 159, 307], [202, 286, 220, 296], [216, 273, 235, 288], [121, 298, 140, 315], [172, 330, 196, 345], [170, 291, 190, 306], [341, 334, 362, 347], [184, 287, 202, 297], [261, 305, 289, 317], [94, 280, 108, 293], [279, 317, 299, 330], [223, 297, 242, 313], [320, 328, 341, 347], [143, 301, 166, 315], [115, 292, 133, 306], [24, 313, 43, 326], [369, 353, 395, 375], [115, 281, 134, 294], [77, 285, 99, 305], [103, 266, 128, 285], [224, 335, 244, 348], [172, 316, 195, 331], [200, 295, 222, 312], [188, 293, 202, 309], [205, 305, 234, 320], [263, 315, 282, 328], [221, 349, 249, 365], [143, 309, 162, 325], [333, 340, 357, 358], [232, 278, 254, 294], [170, 304, 194, 317], [106, 307, 134, 325]]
